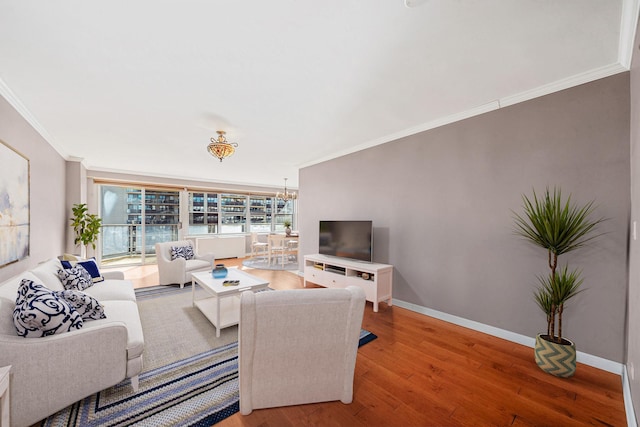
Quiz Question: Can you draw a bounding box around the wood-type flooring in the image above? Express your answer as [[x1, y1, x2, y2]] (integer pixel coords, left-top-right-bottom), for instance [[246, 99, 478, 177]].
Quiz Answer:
[[117, 258, 627, 427]]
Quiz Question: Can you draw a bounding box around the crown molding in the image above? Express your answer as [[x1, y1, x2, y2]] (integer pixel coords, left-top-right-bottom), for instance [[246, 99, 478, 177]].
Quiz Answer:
[[0, 77, 69, 159], [619, 0, 640, 69], [298, 101, 501, 169], [499, 63, 628, 108], [299, 63, 628, 170]]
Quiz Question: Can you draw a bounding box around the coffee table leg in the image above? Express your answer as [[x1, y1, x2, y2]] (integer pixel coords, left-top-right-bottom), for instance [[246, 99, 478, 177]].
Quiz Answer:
[[192, 279, 196, 307], [216, 294, 221, 337]]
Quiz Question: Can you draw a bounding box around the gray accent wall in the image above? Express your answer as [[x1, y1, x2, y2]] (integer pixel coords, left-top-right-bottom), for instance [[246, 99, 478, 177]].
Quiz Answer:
[[300, 73, 630, 363], [0, 95, 67, 282]]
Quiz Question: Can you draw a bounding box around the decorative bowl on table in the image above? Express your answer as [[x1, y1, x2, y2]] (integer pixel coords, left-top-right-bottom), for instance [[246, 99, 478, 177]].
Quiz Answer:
[[212, 264, 228, 278]]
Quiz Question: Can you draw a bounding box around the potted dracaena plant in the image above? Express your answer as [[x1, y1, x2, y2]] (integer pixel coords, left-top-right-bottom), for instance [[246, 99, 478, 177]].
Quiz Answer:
[[513, 187, 605, 377], [70, 203, 102, 258]]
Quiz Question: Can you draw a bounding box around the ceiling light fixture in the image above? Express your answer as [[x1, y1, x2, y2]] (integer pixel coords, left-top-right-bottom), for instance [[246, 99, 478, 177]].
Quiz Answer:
[[207, 130, 238, 162], [276, 178, 297, 202]]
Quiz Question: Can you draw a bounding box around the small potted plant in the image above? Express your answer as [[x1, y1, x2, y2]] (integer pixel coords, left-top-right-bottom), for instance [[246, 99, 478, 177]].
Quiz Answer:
[[513, 187, 605, 377], [70, 203, 102, 258], [283, 220, 292, 237]]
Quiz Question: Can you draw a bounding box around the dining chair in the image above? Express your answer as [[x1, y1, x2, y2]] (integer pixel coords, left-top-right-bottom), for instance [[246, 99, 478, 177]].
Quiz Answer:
[[268, 234, 287, 266], [283, 237, 299, 266], [251, 233, 268, 260]]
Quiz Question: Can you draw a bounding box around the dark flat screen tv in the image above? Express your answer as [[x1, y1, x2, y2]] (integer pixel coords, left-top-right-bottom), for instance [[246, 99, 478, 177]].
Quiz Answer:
[[319, 220, 373, 262]]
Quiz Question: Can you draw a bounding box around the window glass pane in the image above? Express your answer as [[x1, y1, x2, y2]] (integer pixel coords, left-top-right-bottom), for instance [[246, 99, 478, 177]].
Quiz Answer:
[[144, 190, 179, 255], [188, 192, 218, 234], [249, 196, 272, 232], [100, 186, 141, 262], [220, 194, 246, 233], [274, 199, 294, 232]]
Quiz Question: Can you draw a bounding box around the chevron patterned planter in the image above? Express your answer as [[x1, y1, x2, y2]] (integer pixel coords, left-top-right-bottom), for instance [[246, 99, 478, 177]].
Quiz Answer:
[[534, 334, 576, 378]]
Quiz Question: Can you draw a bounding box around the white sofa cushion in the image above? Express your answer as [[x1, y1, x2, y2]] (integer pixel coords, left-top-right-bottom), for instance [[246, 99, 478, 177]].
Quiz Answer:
[[31, 258, 65, 291], [83, 279, 136, 302], [0, 272, 40, 300], [83, 300, 144, 360], [0, 297, 16, 335]]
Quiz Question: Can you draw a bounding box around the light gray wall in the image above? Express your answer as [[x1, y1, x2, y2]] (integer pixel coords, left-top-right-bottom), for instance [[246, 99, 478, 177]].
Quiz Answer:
[[300, 73, 630, 363], [626, 13, 640, 422], [65, 159, 87, 255], [0, 95, 67, 282]]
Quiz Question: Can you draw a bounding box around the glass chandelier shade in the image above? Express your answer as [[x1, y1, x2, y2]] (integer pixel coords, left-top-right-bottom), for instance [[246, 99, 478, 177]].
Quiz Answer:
[[207, 131, 238, 162]]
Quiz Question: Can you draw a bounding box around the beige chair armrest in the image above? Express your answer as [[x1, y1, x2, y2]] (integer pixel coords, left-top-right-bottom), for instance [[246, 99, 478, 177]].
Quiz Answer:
[[195, 252, 215, 265]]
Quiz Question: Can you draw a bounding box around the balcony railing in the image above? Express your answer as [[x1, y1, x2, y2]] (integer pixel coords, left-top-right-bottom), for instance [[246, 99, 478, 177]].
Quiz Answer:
[[101, 224, 178, 262]]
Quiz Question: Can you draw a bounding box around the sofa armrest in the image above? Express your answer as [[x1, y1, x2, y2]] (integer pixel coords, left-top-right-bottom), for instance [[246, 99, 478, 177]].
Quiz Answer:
[[103, 270, 125, 280], [0, 322, 129, 427]]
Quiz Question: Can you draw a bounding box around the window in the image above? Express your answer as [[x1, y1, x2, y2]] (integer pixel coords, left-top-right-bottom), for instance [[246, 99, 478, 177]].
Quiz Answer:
[[100, 184, 296, 264], [100, 185, 179, 265], [188, 191, 296, 234]]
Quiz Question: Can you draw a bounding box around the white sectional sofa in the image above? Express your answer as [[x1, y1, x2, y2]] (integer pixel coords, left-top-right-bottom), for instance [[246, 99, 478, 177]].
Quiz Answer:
[[0, 258, 144, 427]]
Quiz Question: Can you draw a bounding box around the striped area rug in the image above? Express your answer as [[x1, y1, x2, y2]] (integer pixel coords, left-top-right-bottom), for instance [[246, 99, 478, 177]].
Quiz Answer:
[[43, 285, 376, 426]]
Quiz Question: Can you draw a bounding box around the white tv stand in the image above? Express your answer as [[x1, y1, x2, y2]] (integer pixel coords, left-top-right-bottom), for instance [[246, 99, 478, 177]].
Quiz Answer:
[[303, 254, 393, 312]]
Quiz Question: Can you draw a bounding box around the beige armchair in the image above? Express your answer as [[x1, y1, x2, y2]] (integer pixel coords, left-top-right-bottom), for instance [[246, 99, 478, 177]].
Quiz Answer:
[[155, 240, 215, 287], [238, 286, 366, 415]]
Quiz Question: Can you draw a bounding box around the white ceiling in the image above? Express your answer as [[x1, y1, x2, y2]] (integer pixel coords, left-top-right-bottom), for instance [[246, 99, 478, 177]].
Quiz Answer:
[[0, 1, 637, 189]]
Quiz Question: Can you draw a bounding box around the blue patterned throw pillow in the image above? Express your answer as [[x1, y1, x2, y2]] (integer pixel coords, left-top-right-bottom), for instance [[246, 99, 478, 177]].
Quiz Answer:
[[57, 266, 93, 291], [184, 245, 194, 260], [13, 279, 83, 338], [54, 290, 106, 321], [170, 245, 195, 260], [61, 258, 104, 283]]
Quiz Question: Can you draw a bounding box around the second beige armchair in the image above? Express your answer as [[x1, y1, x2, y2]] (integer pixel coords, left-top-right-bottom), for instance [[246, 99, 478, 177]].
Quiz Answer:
[[155, 240, 215, 287]]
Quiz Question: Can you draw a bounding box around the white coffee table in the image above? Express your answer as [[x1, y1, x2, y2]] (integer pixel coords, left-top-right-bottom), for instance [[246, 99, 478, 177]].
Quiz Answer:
[[191, 269, 269, 337]]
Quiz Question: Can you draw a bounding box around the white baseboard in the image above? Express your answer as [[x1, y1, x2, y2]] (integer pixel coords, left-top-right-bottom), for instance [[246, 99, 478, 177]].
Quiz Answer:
[[623, 365, 639, 427], [393, 298, 636, 425]]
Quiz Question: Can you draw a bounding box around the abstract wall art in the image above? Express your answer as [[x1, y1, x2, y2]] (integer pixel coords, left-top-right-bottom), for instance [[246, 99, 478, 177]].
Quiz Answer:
[[0, 140, 29, 267]]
